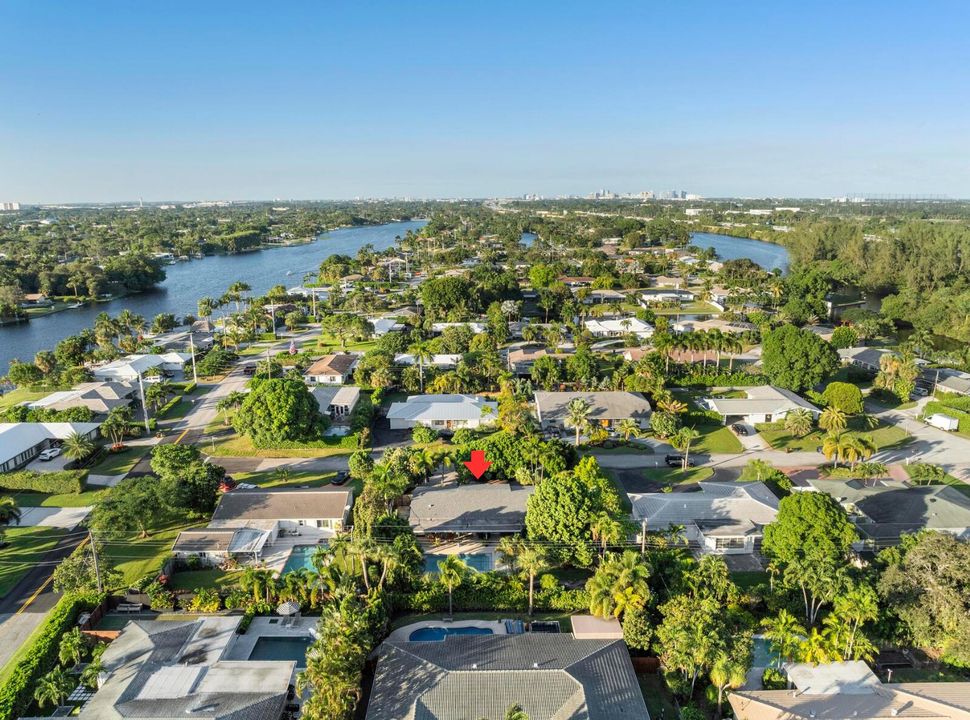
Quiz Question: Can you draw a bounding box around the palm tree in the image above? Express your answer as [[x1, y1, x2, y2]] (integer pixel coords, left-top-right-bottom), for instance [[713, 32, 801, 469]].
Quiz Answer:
[[239, 567, 277, 604], [34, 666, 74, 709], [822, 432, 850, 468], [504, 705, 530, 720], [438, 555, 468, 618], [197, 296, 216, 325], [564, 397, 592, 446], [671, 427, 701, 470], [591, 511, 625, 559], [62, 432, 95, 463], [59, 627, 89, 667], [517, 543, 550, 616], [799, 627, 835, 664], [784, 408, 815, 438], [710, 651, 749, 718], [846, 435, 876, 469], [0, 496, 21, 526], [819, 406, 848, 433], [80, 658, 104, 690], [617, 418, 641, 442], [587, 550, 650, 619], [761, 609, 806, 664], [408, 340, 435, 393]]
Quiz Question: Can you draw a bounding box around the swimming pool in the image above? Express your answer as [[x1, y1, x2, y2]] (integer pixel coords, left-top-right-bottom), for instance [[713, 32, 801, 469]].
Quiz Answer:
[[753, 636, 782, 667], [282, 545, 321, 574], [424, 553, 492, 573], [409, 626, 495, 642], [247, 636, 314, 666]]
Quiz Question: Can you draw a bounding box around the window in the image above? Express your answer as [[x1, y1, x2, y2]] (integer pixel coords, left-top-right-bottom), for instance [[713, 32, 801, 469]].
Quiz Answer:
[[714, 537, 745, 550]]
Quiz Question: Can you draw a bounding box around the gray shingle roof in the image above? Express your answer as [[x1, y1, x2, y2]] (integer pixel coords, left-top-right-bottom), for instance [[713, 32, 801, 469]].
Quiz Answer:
[[210, 487, 353, 522], [408, 483, 535, 534], [366, 634, 649, 720], [630, 481, 779, 533], [534, 391, 652, 423]]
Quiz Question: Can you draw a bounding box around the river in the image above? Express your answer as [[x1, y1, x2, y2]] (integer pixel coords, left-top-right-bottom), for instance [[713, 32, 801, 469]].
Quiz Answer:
[[690, 232, 790, 273], [0, 220, 428, 373], [0, 223, 788, 374]]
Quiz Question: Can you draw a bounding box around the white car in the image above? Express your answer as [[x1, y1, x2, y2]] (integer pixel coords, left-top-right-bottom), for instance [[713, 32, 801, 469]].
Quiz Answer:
[[38, 447, 62, 461]]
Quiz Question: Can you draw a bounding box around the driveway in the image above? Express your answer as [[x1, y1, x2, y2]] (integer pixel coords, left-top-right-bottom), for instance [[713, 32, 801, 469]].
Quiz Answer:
[[868, 402, 970, 478], [16, 507, 91, 529], [24, 453, 72, 473]]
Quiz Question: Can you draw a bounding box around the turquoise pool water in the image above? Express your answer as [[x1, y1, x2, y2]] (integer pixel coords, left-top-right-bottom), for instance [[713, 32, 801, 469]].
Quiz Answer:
[[409, 626, 495, 642], [248, 636, 314, 666], [424, 553, 491, 573], [753, 636, 782, 667], [283, 545, 320, 574]]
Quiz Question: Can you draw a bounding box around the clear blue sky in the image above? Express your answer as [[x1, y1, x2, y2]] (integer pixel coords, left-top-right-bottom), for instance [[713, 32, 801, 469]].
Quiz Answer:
[[3, 1, 969, 202]]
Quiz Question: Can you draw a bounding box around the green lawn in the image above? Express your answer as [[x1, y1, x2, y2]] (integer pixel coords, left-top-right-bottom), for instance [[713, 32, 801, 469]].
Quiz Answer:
[[206, 431, 355, 458], [89, 444, 153, 476], [637, 673, 679, 720], [887, 666, 970, 682], [0, 527, 63, 598], [758, 419, 910, 452], [652, 300, 722, 314], [902, 465, 970, 498], [232, 469, 339, 488], [0, 387, 53, 410], [13, 488, 107, 507], [159, 397, 194, 421], [692, 424, 743, 454], [731, 570, 769, 590], [642, 466, 714, 486], [168, 568, 243, 592], [104, 523, 195, 588], [316, 333, 378, 353]]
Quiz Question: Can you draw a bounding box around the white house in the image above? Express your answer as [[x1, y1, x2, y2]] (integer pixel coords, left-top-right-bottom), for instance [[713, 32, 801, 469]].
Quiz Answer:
[[92, 352, 191, 382], [0, 422, 101, 473], [639, 289, 695, 306], [386, 394, 497, 432], [583, 317, 653, 339], [430, 322, 487, 335], [394, 353, 461, 369], [367, 317, 404, 337], [311, 385, 361, 423], [703, 385, 820, 425], [630, 481, 779, 555], [28, 381, 136, 415], [304, 353, 359, 384]]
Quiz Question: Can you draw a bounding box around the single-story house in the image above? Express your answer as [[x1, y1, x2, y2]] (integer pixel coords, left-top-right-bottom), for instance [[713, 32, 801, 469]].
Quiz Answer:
[[144, 327, 214, 352], [804, 478, 970, 546], [311, 385, 361, 423], [730, 661, 970, 720], [577, 288, 627, 304], [92, 352, 191, 382], [367, 634, 649, 720], [927, 368, 970, 396], [0, 422, 101, 473], [367, 316, 404, 336], [584, 317, 654, 339], [172, 527, 271, 566], [394, 353, 461, 369], [534, 391, 652, 431], [408, 483, 535, 538], [651, 275, 683, 288], [507, 345, 550, 374], [27, 381, 136, 415], [558, 275, 595, 287], [67, 616, 294, 720], [430, 322, 487, 335], [673, 317, 756, 334], [630, 481, 779, 555], [386, 394, 497, 432], [837, 346, 893, 373], [639, 289, 695, 305], [704, 385, 820, 425], [304, 353, 359, 384]]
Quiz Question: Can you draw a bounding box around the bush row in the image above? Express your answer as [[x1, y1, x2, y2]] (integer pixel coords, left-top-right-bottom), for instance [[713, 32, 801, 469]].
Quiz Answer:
[[0, 469, 87, 495], [404, 572, 589, 615], [0, 593, 102, 719], [923, 399, 970, 434]]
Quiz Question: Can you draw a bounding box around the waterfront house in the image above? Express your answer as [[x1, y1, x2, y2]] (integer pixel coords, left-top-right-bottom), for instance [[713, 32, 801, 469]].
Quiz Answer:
[[583, 317, 653, 339], [27, 381, 136, 416], [92, 352, 191, 382]]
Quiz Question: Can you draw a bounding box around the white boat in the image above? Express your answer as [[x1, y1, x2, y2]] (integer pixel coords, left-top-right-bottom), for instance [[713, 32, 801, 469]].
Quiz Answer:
[[67, 302, 84, 309]]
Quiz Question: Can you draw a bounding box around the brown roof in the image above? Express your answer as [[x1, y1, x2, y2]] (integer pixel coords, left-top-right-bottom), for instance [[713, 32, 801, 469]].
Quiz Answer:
[[305, 353, 357, 376], [211, 488, 353, 522]]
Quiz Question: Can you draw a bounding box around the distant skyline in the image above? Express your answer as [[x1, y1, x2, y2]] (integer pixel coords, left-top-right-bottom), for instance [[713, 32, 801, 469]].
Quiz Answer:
[[3, 1, 970, 203]]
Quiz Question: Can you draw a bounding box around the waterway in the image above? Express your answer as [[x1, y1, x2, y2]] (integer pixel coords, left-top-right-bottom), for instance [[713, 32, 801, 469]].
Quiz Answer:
[[690, 232, 790, 273], [0, 220, 428, 373]]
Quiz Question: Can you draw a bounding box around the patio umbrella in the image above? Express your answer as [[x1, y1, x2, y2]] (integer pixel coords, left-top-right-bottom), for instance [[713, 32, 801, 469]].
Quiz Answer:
[[277, 601, 300, 616]]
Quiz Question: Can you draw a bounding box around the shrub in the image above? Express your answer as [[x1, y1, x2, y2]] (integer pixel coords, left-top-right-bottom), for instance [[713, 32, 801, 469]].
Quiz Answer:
[[0, 593, 101, 719], [411, 426, 439, 444], [0, 469, 87, 495], [188, 587, 221, 613], [762, 667, 788, 689]]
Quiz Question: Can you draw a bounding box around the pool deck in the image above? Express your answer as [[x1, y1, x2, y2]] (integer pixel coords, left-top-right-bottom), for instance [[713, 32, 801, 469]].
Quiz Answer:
[[388, 619, 507, 641], [224, 616, 318, 661]]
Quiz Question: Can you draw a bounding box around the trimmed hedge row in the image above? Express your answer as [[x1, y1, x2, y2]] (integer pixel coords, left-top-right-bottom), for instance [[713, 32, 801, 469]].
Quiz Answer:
[[0, 593, 102, 720], [0, 469, 87, 495], [923, 397, 970, 434]]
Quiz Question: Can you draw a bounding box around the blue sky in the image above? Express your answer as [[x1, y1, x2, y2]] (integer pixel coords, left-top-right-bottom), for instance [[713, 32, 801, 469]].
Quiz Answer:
[[3, 1, 969, 201]]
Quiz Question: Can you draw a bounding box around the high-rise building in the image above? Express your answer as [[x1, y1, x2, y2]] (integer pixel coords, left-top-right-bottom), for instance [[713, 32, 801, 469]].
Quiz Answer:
[[0, 202, 20, 211]]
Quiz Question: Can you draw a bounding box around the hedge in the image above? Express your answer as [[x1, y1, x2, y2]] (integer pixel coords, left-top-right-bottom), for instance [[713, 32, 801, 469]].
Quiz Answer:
[[923, 398, 970, 434], [0, 469, 87, 495], [0, 593, 102, 720]]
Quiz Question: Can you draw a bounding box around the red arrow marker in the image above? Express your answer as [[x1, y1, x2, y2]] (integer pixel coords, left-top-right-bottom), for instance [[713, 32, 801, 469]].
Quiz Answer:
[[463, 450, 492, 479]]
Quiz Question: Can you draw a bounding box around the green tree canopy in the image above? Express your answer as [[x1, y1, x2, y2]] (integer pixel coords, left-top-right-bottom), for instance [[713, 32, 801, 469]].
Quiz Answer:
[[761, 324, 840, 392], [233, 378, 325, 446]]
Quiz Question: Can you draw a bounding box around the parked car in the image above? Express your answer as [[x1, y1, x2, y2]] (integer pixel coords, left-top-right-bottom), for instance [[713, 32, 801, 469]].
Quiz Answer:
[[219, 476, 237, 492], [38, 447, 62, 461], [331, 471, 351, 486], [242, 364, 257, 376], [664, 454, 695, 468], [911, 386, 929, 397], [730, 423, 749, 436]]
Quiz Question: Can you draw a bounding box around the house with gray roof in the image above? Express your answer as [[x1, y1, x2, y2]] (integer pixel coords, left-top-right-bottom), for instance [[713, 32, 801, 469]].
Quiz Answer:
[[366, 633, 649, 720], [0, 421, 101, 473], [408, 482, 535, 538], [804, 478, 970, 546], [387, 394, 497, 432], [534, 391, 652, 432], [730, 660, 970, 720], [66, 616, 293, 720], [703, 385, 820, 426], [630, 481, 779, 555]]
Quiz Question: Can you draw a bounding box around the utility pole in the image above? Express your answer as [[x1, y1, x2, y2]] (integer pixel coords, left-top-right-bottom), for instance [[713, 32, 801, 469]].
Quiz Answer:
[[189, 332, 198, 385], [89, 530, 102, 593], [137, 373, 150, 434], [640, 519, 647, 555], [265, 346, 272, 380]]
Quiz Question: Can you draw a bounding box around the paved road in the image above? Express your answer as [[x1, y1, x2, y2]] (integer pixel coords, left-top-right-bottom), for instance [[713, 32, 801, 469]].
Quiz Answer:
[[867, 399, 970, 479]]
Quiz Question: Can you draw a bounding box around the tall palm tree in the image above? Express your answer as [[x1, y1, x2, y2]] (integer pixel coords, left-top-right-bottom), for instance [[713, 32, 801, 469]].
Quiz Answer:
[[408, 340, 434, 393], [672, 427, 701, 470], [710, 651, 750, 719], [784, 408, 815, 438], [240, 567, 277, 604], [564, 397, 592, 446], [846, 435, 876, 469], [438, 555, 468, 618], [821, 432, 850, 468], [34, 666, 74, 709], [517, 543, 550, 617], [59, 627, 89, 667], [62, 432, 95, 462], [591, 512, 625, 559], [761, 609, 806, 664], [819, 406, 848, 433]]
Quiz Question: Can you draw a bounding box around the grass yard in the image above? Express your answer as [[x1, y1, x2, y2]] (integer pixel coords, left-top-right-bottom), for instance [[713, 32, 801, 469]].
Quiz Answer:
[[652, 300, 722, 314], [0, 387, 53, 410], [887, 666, 970, 682], [0, 527, 63, 598], [205, 431, 355, 458], [232, 468, 339, 488], [902, 465, 970, 498], [731, 570, 769, 590], [104, 523, 195, 588], [757, 418, 910, 452], [315, 333, 378, 353], [642, 466, 714, 486], [637, 673, 680, 720], [13, 488, 107, 507], [89, 443, 153, 476], [168, 568, 243, 592], [159, 397, 195, 421], [692, 424, 743, 454]]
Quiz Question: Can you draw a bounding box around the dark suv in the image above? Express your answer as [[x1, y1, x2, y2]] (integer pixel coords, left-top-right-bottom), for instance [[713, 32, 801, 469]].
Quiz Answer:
[[664, 454, 695, 468]]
